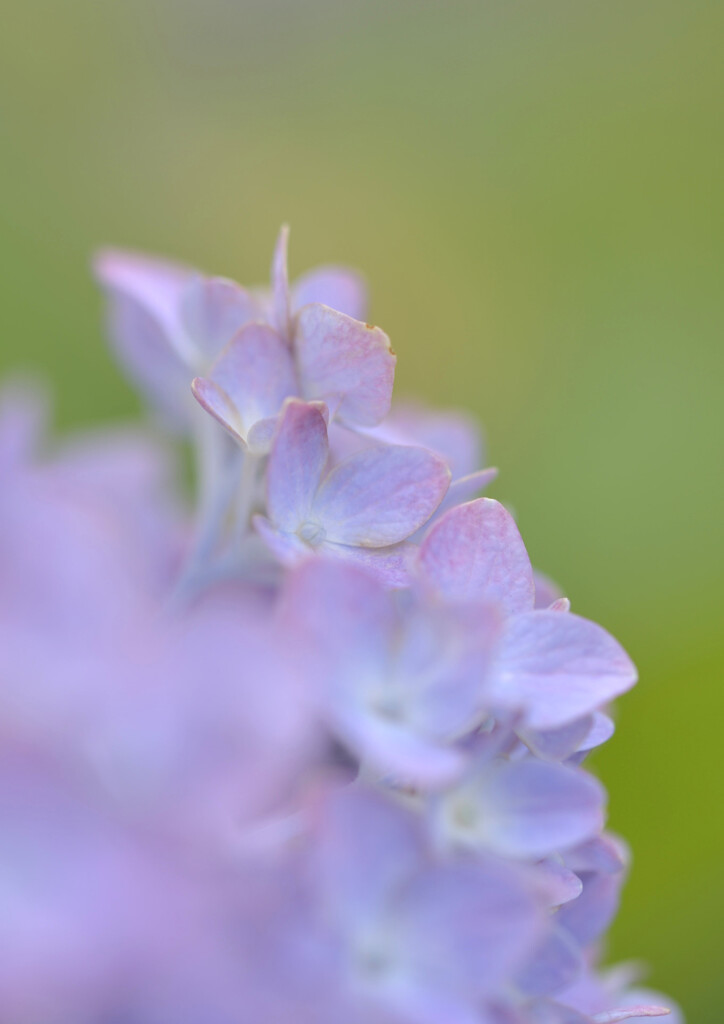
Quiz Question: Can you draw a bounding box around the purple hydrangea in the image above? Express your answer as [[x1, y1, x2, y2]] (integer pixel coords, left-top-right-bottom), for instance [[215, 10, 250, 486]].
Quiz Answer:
[[0, 230, 679, 1023]]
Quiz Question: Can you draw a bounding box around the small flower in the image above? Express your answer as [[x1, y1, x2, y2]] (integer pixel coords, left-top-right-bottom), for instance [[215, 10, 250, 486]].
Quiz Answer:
[[254, 399, 450, 585]]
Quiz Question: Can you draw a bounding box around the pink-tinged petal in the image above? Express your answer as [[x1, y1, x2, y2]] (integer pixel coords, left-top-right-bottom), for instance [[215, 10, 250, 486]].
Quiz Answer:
[[93, 248, 192, 354], [180, 275, 260, 360], [191, 377, 246, 445], [292, 266, 368, 321], [267, 400, 329, 532], [294, 304, 396, 427], [534, 571, 565, 610], [431, 467, 499, 521], [593, 1009, 671, 1022], [368, 403, 484, 479], [312, 444, 449, 547], [193, 324, 297, 446], [550, 598, 571, 612], [253, 515, 310, 567], [399, 858, 546, 998], [534, 859, 583, 907], [318, 540, 414, 587], [272, 224, 291, 337], [418, 498, 535, 615], [493, 612, 637, 730], [93, 249, 195, 422]]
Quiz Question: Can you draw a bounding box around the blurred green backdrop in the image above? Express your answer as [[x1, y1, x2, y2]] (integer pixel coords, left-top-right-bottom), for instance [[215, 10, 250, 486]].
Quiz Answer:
[[1, 0, 721, 1018]]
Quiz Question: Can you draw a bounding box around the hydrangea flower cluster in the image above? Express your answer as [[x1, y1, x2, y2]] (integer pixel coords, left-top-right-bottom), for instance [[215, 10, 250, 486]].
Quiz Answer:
[[0, 229, 681, 1024]]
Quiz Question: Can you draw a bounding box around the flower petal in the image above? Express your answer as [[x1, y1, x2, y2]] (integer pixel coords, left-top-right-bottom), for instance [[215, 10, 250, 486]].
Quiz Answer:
[[493, 612, 637, 730], [272, 224, 291, 337], [312, 444, 450, 547], [266, 400, 329, 533], [93, 249, 195, 422], [292, 266, 368, 321], [193, 324, 297, 445], [477, 759, 605, 858], [294, 303, 396, 427], [180, 275, 260, 361], [317, 540, 414, 587], [417, 498, 535, 615]]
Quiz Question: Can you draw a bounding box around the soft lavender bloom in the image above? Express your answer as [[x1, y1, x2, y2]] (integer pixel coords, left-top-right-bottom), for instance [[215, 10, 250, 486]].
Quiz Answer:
[[254, 398, 450, 584], [0, 230, 678, 1022]]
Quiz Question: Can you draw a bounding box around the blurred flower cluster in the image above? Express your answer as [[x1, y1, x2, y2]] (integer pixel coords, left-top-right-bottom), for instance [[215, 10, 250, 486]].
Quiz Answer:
[[0, 230, 681, 1023]]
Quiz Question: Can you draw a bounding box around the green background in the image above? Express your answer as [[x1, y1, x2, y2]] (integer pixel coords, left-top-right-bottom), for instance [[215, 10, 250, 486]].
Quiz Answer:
[[1, 1, 721, 1017]]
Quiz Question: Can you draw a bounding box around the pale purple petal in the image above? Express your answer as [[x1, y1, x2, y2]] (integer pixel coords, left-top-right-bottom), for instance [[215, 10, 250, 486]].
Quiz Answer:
[[312, 444, 450, 547], [93, 249, 195, 421], [294, 303, 396, 427], [418, 498, 535, 615], [180, 275, 260, 360], [430, 467, 499, 521], [593, 1009, 671, 1023], [292, 266, 368, 321], [493, 612, 637, 730], [441, 759, 604, 859], [520, 718, 595, 762], [515, 926, 583, 998], [318, 540, 414, 588], [192, 324, 297, 447], [368, 403, 484, 479], [253, 516, 310, 567], [399, 858, 546, 998], [534, 571, 565, 610], [272, 224, 291, 337], [267, 400, 329, 532]]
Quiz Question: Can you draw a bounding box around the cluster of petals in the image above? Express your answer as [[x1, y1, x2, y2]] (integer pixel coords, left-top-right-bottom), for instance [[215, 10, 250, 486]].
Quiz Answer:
[[0, 230, 680, 1023]]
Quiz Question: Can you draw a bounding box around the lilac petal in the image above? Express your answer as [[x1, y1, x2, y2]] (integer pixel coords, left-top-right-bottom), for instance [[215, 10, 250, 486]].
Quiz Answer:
[[311, 785, 422, 930], [253, 516, 310, 567], [93, 248, 192, 358], [272, 224, 291, 337], [521, 718, 595, 762], [332, 705, 466, 789], [399, 858, 546, 998], [368, 403, 484, 479], [442, 759, 604, 859], [418, 499, 535, 615], [292, 266, 368, 321], [267, 400, 329, 532], [431, 467, 499, 520], [312, 444, 450, 547], [515, 926, 583, 998], [180, 275, 260, 360], [534, 571, 565, 610], [493, 612, 637, 730], [191, 377, 246, 445], [577, 712, 615, 753], [593, 1010, 671, 1023], [317, 540, 414, 587], [294, 303, 396, 427], [534, 859, 583, 907], [529, 1002, 591, 1024], [192, 324, 297, 448], [550, 598, 571, 612], [93, 249, 195, 421], [556, 869, 624, 946]]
